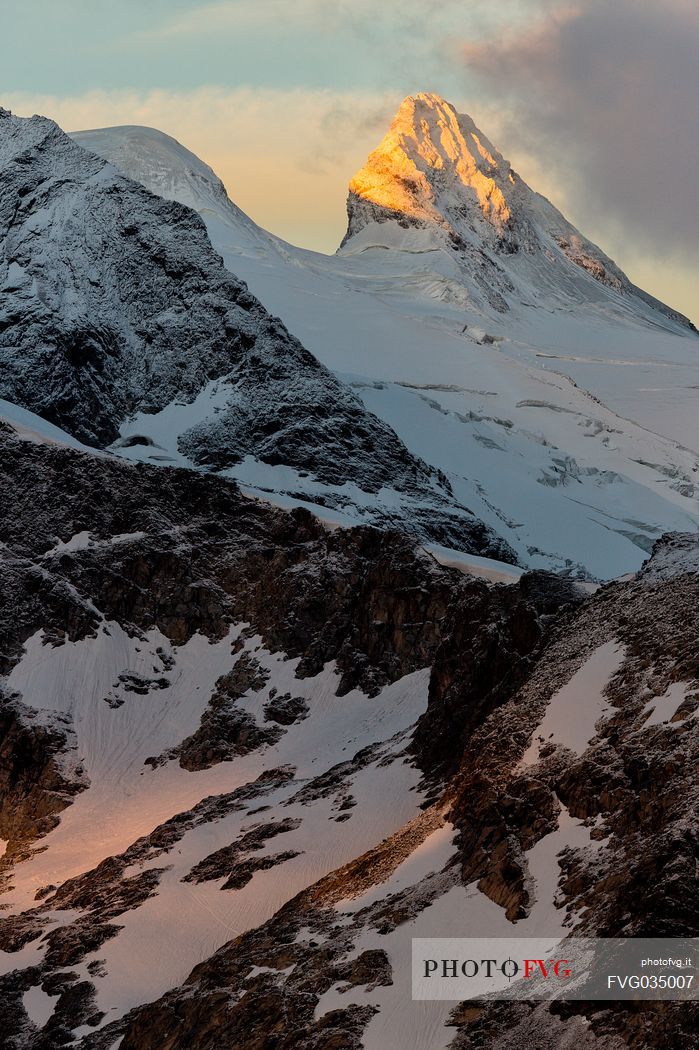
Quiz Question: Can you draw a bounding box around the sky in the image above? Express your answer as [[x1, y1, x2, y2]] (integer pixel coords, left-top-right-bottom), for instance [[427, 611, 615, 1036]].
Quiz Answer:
[[1, 0, 696, 319]]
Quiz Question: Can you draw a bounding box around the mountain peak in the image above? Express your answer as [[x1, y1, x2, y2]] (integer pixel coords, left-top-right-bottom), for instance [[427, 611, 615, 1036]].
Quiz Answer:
[[347, 93, 513, 234], [71, 124, 231, 215], [341, 94, 694, 331]]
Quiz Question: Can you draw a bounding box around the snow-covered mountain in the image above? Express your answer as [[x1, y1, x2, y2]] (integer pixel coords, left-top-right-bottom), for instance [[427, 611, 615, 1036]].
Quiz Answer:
[[342, 94, 693, 326], [73, 95, 699, 579], [0, 95, 697, 1050], [0, 107, 512, 560]]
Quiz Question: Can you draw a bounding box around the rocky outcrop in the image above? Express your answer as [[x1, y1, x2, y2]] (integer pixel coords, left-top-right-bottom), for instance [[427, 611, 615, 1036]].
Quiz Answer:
[[183, 818, 302, 890], [410, 570, 582, 783], [164, 653, 282, 771], [0, 691, 87, 874]]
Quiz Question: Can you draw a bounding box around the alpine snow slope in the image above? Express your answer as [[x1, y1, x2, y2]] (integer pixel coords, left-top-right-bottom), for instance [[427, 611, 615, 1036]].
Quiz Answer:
[[74, 93, 699, 579], [0, 106, 509, 561], [0, 419, 696, 1050]]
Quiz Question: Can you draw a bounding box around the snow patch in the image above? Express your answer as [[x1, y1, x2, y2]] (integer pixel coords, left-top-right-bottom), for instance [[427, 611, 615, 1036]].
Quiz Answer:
[[424, 543, 523, 583], [520, 641, 624, 765], [22, 986, 57, 1029], [642, 682, 690, 727]]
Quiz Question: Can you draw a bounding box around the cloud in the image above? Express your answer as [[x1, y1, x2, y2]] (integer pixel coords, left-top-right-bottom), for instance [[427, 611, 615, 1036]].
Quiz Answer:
[[137, 0, 331, 38], [145, 0, 526, 38], [134, 0, 538, 92], [1, 86, 395, 252], [461, 0, 699, 268]]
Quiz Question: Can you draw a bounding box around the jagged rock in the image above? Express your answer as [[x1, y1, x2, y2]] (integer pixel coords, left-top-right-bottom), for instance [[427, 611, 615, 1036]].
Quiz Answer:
[[264, 693, 309, 726], [183, 818, 302, 888], [0, 690, 87, 865]]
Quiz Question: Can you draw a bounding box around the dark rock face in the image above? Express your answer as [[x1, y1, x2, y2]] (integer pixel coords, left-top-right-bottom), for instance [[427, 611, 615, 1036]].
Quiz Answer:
[[264, 693, 309, 726], [1, 425, 696, 1050], [0, 690, 87, 872], [183, 818, 302, 889], [411, 582, 548, 782], [167, 654, 282, 771], [0, 425, 551, 859]]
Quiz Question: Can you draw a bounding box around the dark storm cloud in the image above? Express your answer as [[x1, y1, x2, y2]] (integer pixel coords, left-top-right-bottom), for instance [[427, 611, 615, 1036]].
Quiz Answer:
[[462, 0, 699, 264]]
